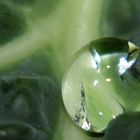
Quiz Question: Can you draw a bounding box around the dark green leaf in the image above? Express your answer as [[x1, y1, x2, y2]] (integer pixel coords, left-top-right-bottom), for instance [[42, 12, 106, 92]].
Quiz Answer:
[[105, 112, 140, 140], [101, 0, 140, 45], [0, 52, 59, 140], [0, 2, 26, 45]]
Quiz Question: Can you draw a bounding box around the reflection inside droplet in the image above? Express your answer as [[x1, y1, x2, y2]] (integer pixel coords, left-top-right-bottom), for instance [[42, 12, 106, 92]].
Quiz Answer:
[[106, 78, 111, 82], [106, 65, 111, 69], [82, 121, 91, 131], [93, 80, 99, 86], [112, 115, 116, 119], [118, 57, 135, 75], [91, 49, 101, 70], [99, 112, 103, 116]]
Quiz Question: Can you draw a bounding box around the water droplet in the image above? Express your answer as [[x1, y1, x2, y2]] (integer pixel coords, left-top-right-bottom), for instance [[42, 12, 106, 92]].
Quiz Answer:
[[62, 37, 140, 133]]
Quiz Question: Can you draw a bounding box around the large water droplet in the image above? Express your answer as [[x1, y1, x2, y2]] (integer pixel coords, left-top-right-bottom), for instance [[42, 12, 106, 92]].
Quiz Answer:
[[62, 37, 140, 133]]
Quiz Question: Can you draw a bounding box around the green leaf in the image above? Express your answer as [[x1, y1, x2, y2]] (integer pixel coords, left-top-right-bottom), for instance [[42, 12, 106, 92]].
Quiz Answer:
[[12, 0, 36, 5], [0, 0, 140, 140], [105, 112, 140, 140], [0, 0, 104, 139], [0, 2, 26, 44], [101, 0, 140, 45], [0, 52, 59, 140]]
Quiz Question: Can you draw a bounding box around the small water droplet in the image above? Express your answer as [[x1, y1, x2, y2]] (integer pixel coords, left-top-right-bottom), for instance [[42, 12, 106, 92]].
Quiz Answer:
[[62, 37, 140, 133]]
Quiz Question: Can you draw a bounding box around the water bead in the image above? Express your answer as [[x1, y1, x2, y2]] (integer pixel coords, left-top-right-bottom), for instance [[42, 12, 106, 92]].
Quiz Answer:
[[62, 37, 140, 133]]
